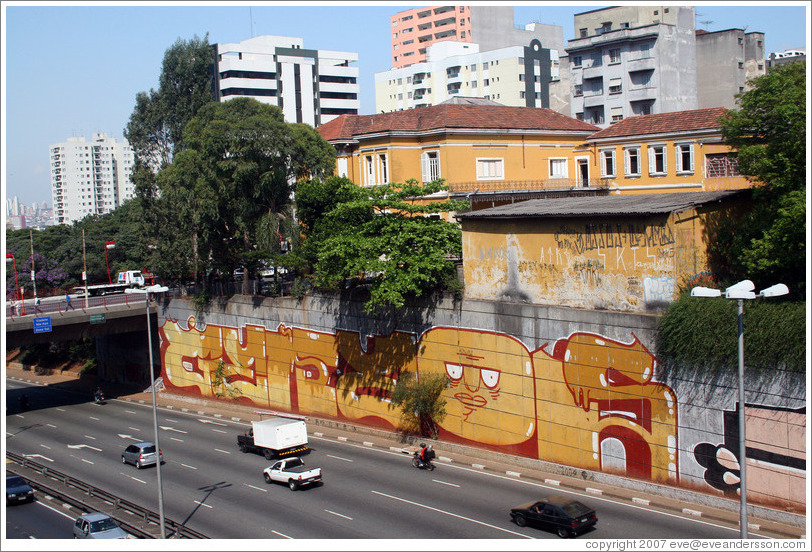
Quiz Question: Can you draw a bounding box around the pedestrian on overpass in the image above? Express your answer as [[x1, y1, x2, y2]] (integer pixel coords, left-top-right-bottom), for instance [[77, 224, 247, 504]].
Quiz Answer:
[[35, 297, 42, 314], [65, 293, 74, 310]]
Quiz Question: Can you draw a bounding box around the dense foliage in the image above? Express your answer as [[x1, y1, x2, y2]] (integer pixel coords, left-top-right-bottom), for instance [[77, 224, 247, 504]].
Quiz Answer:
[[656, 293, 806, 374], [714, 61, 806, 295], [296, 177, 468, 312]]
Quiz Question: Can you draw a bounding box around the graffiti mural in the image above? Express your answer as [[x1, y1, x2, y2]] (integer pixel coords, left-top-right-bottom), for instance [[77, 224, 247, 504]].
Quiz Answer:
[[693, 404, 806, 505], [533, 332, 678, 484], [160, 316, 685, 484]]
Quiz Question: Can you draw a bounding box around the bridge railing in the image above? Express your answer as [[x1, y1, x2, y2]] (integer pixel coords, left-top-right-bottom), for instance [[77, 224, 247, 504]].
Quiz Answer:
[[5, 292, 148, 320]]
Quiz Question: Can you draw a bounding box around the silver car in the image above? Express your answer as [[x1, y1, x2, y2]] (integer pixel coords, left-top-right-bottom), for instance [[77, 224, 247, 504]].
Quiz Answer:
[[73, 512, 129, 539], [121, 441, 163, 469]]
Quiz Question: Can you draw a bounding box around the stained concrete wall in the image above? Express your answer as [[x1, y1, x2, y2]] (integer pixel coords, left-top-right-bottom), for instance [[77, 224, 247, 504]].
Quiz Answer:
[[137, 291, 804, 512]]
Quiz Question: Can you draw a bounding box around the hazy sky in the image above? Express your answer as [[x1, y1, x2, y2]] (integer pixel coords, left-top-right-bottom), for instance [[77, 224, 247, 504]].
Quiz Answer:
[[2, 1, 809, 208]]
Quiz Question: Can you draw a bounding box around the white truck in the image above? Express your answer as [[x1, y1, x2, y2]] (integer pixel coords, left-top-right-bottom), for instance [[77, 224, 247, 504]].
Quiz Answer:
[[237, 417, 309, 459], [73, 270, 152, 297], [262, 457, 322, 491]]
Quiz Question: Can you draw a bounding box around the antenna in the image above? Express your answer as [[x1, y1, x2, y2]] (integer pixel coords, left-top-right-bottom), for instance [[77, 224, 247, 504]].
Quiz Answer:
[[699, 20, 714, 29]]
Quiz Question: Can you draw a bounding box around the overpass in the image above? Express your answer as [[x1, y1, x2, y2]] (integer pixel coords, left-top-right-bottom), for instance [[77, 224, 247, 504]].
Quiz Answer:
[[5, 294, 159, 347]]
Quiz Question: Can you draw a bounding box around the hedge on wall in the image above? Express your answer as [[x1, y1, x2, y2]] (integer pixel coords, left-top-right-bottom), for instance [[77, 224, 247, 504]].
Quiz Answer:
[[656, 293, 806, 374]]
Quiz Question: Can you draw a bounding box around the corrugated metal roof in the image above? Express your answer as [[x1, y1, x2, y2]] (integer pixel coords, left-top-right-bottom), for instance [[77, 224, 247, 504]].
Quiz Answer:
[[457, 190, 745, 219]]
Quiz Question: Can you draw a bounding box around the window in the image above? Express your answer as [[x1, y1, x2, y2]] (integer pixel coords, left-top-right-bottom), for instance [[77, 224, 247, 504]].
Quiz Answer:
[[611, 106, 623, 122], [609, 48, 621, 63], [675, 143, 694, 173], [549, 158, 568, 179], [649, 145, 667, 175], [379, 154, 389, 183], [574, 84, 583, 97], [591, 51, 602, 66], [600, 149, 615, 177], [364, 155, 375, 185], [705, 153, 741, 177], [572, 55, 582, 67], [421, 150, 440, 182], [476, 158, 504, 180], [624, 146, 641, 176], [609, 78, 622, 94]]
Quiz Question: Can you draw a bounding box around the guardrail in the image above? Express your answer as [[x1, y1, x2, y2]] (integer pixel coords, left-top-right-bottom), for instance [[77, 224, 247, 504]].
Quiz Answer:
[[6, 451, 207, 539]]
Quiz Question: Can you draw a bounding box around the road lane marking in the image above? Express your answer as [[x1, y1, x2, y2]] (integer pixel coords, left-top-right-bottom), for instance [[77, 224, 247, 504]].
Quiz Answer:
[[67, 444, 102, 451], [271, 530, 292, 539], [125, 410, 136, 414], [194, 500, 213, 509], [55, 408, 65, 412], [89, 416, 99, 421], [214, 448, 231, 455], [244, 483, 268, 492], [46, 424, 57, 429], [165, 418, 179, 423], [23, 454, 52, 462], [40, 444, 51, 450], [169, 437, 184, 442], [371, 491, 532, 538], [128, 476, 147, 484], [325, 510, 352, 520], [199, 419, 227, 426], [83, 435, 97, 440], [127, 426, 141, 431], [327, 454, 353, 462], [81, 459, 94, 465], [181, 464, 197, 470], [159, 425, 187, 433], [211, 429, 227, 434], [432, 479, 459, 487]]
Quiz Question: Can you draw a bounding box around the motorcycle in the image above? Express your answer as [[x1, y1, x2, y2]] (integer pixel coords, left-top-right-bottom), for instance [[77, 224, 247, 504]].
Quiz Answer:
[[94, 390, 105, 405], [412, 450, 435, 471]]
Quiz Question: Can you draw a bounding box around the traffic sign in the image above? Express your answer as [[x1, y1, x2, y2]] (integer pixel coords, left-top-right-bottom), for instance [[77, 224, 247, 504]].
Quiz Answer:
[[90, 313, 106, 324], [33, 317, 52, 333]]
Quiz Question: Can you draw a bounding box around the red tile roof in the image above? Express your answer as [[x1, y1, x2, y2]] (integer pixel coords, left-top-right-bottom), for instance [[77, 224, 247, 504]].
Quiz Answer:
[[318, 104, 600, 142], [587, 107, 729, 140]]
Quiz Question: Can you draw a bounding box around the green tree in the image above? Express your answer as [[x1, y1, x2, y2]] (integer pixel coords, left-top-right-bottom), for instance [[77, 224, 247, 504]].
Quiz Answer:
[[302, 178, 467, 312], [390, 371, 450, 438], [715, 61, 806, 294]]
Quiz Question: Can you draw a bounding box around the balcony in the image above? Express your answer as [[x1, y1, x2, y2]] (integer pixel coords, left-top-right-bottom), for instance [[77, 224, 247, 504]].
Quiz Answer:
[[627, 86, 657, 102], [448, 179, 607, 194], [582, 64, 604, 79], [626, 56, 656, 72]]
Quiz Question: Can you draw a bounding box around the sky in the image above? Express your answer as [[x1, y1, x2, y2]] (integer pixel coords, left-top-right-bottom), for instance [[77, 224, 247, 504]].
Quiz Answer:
[[2, 1, 809, 209]]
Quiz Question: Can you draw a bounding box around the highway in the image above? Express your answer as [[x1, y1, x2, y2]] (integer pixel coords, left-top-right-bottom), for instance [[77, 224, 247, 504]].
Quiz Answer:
[[5, 378, 749, 540]]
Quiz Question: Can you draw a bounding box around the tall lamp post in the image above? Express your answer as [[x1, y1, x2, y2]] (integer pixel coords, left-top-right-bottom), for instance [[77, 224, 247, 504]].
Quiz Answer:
[[690, 279, 788, 539], [104, 240, 116, 284], [6, 253, 24, 315], [126, 284, 169, 537]]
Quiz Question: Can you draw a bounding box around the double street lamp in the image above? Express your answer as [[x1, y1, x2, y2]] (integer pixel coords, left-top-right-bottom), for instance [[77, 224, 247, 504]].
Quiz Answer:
[[690, 279, 788, 539], [126, 284, 169, 538]]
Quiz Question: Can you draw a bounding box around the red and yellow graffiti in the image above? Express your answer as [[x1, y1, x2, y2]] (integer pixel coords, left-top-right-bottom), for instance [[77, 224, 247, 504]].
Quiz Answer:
[[160, 318, 678, 482]]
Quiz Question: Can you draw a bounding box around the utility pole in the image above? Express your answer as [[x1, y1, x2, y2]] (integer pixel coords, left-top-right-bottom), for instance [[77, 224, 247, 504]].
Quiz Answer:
[[29, 230, 37, 311], [82, 229, 89, 308]]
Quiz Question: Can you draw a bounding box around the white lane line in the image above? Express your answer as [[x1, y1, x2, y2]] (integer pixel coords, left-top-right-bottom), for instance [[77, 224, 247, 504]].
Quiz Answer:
[[165, 418, 179, 423], [46, 424, 57, 429], [124, 410, 136, 414], [127, 426, 141, 431], [211, 429, 227, 434], [194, 500, 213, 509], [432, 479, 459, 487], [55, 408, 65, 412], [81, 459, 94, 465], [327, 454, 353, 462], [88, 416, 99, 421], [214, 448, 231, 455], [129, 476, 147, 484], [271, 530, 292, 539], [244, 483, 268, 493], [40, 444, 51, 450], [324, 510, 352, 520], [181, 464, 197, 470], [84, 435, 97, 440], [371, 491, 532, 538], [169, 437, 184, 442]]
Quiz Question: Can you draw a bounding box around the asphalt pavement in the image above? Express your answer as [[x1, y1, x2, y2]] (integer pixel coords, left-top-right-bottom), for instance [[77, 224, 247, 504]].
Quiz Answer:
[[4, 362, 806, 540]]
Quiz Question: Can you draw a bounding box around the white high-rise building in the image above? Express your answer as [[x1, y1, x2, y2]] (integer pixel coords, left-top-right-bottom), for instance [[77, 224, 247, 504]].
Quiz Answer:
[[212, 35, 360, 126], [49, 133, 135, 225]]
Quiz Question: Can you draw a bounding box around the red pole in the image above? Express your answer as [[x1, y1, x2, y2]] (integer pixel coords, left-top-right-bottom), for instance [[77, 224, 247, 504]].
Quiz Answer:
[[6, 253, 22, 314], [105, 240, 116, 284]]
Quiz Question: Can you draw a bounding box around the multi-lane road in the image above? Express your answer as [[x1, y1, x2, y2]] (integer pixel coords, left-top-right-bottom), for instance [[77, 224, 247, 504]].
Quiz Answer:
[[5, 378, 754, 540]]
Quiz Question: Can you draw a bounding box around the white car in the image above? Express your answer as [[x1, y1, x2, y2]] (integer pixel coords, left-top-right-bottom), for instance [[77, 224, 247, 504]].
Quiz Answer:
[[263, 457, 322, 491]]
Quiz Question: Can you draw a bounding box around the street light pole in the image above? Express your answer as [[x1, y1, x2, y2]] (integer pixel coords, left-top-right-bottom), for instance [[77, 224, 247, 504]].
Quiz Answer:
[[127, 284, 169, 537], [691, 280, 788, 539]]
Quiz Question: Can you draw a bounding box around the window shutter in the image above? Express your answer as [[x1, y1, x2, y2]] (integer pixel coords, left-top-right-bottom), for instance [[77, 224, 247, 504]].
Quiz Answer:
[[648, 147, 655, 174], [688, 145, 694, 171]]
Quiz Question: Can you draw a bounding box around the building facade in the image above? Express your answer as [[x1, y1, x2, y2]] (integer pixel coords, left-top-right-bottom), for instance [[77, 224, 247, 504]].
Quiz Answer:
[[696, 29, 766, 109], [584, 107, 751, 195], [212, 35, 360, 126], [566, 5, 698, 127], [767, 48, 806, 70], [49, 133, 134, 225], [376, 40, 559, 112], [390, 5, 563, 69]]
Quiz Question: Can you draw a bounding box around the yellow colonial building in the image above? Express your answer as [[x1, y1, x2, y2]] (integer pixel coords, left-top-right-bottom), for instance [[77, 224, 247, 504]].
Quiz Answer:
[[317, 97, 601, 196], [584, 107, 751, 195]]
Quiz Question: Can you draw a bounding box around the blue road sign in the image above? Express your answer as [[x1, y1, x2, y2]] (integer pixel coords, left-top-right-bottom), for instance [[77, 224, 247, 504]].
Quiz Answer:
[[33, 317, 52, 333]]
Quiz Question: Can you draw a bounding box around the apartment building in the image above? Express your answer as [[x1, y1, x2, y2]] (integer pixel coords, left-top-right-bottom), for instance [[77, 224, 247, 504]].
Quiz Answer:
[[767, 48, 806, 70], [390, 5, 563, 69], [49, 133, 134, 225], [696, 29, 766, 109], [566, 5, 698, 127], [212, 35, 360, 126], [376, 39, 560, 112]]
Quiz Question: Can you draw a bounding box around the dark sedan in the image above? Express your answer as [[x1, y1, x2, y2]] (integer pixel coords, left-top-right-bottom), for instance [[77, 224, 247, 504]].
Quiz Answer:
[[6, 474, 35, 505], [510, 495, 597, 538]]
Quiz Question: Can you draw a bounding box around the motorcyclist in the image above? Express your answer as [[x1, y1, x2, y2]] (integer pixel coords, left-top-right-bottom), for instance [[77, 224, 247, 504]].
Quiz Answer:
[[417, 443, 428, 466], [94, 386, 104, 403]]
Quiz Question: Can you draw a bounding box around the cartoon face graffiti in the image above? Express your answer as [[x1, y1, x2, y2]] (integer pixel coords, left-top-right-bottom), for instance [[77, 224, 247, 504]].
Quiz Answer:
[[417, 327, 536, 446]]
